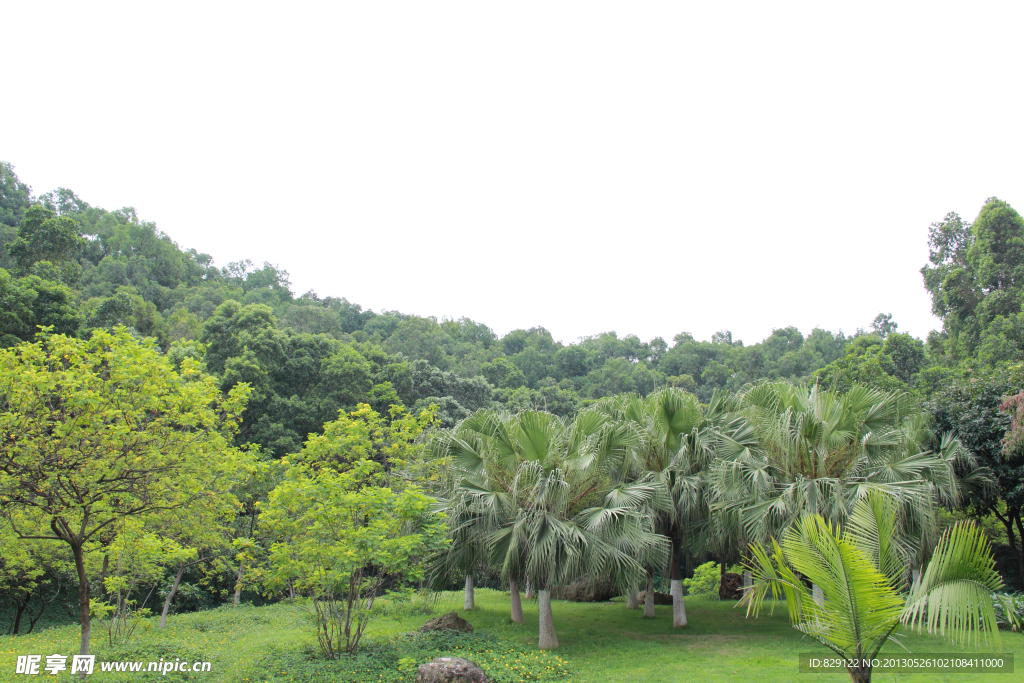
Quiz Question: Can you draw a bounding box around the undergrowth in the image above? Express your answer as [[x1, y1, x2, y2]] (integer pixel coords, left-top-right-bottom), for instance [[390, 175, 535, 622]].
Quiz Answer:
[[245, 630, 573, 683]]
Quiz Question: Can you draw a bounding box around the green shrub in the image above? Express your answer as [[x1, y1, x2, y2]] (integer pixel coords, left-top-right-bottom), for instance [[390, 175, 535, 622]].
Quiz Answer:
[[247, 630, 572, 683], [683, 561, 722, 600]]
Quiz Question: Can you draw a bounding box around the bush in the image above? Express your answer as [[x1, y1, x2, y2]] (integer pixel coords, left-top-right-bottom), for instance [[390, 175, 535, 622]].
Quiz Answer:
[[247, 631, 573, 683], [683, 561, 722, 600]]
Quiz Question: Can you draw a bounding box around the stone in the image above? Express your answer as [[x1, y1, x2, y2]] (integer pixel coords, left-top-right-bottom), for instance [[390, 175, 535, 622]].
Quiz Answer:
[[551, 575, 619, 602], [719, 572, 743, 600], [638, 590, 673, 605], [419, 611, 474, 633], [416, 657, 490, 683]]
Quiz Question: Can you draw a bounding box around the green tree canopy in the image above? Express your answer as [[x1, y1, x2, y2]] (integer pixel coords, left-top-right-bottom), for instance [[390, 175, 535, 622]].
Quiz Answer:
[[0, 328, 250, 657]]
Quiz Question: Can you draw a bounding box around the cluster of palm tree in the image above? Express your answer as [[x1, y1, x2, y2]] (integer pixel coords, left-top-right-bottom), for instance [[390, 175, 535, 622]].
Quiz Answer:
[[428, 381, 997, 651], [428, 408, 663, 648]]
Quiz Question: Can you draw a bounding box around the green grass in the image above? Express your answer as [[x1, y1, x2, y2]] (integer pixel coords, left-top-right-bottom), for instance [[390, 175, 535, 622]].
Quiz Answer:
[[1, 590, 1021, 682]]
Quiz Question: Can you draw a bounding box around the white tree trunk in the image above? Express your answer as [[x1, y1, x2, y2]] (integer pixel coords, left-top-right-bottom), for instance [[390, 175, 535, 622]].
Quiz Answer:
[[743, 571, 752, 589], [643, 574, 655, 618], [911, 568, 921, 590], [538, 589, 559, 650], [464, 574, 475, 611], [525, 578, 534, 600], [670, 579, 687, 628], [812, 583, 824, 606], [626, 587, 639, 610], [509, 578, 524, 623]]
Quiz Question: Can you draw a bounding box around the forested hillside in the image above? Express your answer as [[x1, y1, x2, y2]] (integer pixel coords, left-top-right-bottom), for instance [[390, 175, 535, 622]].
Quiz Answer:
[[3, 161, 873, 453], [5, 160, 1024, 670], [2, 161, 1023, 583]]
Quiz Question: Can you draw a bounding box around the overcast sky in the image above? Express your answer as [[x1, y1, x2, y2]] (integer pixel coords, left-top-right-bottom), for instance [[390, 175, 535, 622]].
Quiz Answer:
[[5, 2, 1023, 346]]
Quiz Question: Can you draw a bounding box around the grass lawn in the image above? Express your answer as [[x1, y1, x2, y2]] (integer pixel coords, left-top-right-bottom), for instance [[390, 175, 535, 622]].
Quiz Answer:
[[1, 589, 1020, 682]]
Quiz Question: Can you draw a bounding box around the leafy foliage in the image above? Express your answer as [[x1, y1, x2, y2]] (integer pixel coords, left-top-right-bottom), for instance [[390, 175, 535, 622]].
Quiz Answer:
[[743, 493, 1006, 683]]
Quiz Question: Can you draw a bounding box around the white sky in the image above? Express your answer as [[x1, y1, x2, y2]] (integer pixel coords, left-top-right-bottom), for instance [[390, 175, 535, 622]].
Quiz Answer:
[[5, 2, 1023, 346]]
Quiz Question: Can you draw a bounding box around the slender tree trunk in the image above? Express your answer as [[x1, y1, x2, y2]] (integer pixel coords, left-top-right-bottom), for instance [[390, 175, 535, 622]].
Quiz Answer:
[[11, 599, 26, 636], [97, 554, 110, 602], [525, 578, 534, 600], [1013, 508, 1024, 587], [643, 572, 655, 618], [669, 534, 687, 627], [463, 574, 475, 610], [813, 583, 824, 606], [71, 543, 91, 671], [160, 563, 186, 629], [743, 571, 752, 589], [994, 507, 1024, 587], [233, 562, 245, 607], [626, 587, 639, 610], [509, 578, 524, 623], [26, 598, 49, 635], [537, 589, 559, 650]]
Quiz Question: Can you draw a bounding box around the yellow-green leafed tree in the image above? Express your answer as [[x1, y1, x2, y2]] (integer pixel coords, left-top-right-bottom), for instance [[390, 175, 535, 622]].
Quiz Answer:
[[263, 450, 447, 657], [0, 514, 72, 635], [0, 328, 250, 658]]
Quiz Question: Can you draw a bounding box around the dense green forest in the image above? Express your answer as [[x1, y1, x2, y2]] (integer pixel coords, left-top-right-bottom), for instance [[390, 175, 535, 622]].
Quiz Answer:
[[2, 161, 914, 452], [3, 160, 1024, 671], [3, 160, 1023, 546]]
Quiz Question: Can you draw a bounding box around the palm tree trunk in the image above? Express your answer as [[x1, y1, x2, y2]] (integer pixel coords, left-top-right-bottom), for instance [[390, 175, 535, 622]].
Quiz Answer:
[[160, 562, 186, 628], [743, 571, 752, 589], [670, 534, 687, 628], [813, 583, 824, 606], [643, 572, 655, 618], [848, 664, 872, 683], [463, 574, 475, 610], [670, 579, 687, 627], [626, 587, 639, 610], [509, 578, 524, 623], [525, 578, 534, 600], [537, 589, 559, 650]]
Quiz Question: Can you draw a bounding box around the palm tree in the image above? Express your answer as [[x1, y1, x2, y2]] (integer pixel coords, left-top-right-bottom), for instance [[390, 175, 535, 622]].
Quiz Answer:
[[434, 408, 660, 648], [491, 459, 658, 648], [428, 412, 504, 614], [742, 491, 1010, 683], [600, 389, 750, 627], [710, 381, 989, 577]]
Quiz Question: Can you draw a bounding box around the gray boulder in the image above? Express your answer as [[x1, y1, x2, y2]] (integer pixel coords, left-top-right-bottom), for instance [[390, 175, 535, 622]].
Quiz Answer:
[[416, 657, 490, 683], [419, 611, 474, 633]]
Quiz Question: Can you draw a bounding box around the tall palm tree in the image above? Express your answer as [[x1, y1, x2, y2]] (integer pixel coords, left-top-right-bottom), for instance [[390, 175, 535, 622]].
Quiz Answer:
[[599, 389, 751, 627], [433, 408, 659, 647], [710, 381, 989, 575], [742, 491, 1011, 683], [428, 413, 497, 612]]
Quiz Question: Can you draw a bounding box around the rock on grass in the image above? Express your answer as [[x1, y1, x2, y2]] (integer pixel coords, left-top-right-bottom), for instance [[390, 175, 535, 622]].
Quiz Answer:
[[416, 656, 490, 683]]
